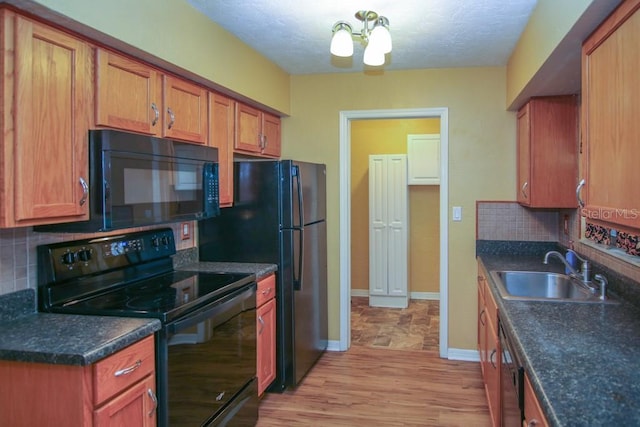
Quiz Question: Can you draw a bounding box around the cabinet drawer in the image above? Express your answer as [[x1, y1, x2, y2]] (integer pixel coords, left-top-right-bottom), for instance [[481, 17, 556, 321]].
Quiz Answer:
[[257, 274, 276, 307], [93, 335, 155, 406]]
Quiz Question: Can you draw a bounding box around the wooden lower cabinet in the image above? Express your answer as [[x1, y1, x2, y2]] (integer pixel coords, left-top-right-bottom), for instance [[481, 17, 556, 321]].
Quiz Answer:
[[523, 374, 549, 427], [477, 263, 501, 427], [0, 335, 157, 426], [257, 273, 277, 396]]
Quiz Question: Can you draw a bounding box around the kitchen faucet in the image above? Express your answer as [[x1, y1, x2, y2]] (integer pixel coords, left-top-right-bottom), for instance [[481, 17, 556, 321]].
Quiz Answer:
[[543, 250, 595, 291]]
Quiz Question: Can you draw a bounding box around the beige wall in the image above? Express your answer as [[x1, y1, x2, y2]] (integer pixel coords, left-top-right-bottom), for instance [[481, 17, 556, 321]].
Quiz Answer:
[[506, 0, 592, 107], [282, 68, 516, 349], [350, 119, 440, 295], [31, 0, 291, 114]]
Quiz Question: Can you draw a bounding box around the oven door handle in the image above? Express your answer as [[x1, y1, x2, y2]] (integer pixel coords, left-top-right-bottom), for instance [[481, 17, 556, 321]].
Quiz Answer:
[[167, 284, 256, 333]]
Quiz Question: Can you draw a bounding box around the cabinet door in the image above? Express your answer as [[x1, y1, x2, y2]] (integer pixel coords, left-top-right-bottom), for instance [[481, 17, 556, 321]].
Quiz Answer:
[[95, 48, 161, 135], [209, 92, 235, 207], [516, 104, 531, 205], [257, 298, 276, 396], [261, 112, 281, 157], [94, 375, 157, 427], [369, 156, 388, 296], [523, 374, 549, 427], [7, 15, 92, 226], [582, 1, 640, 229], [386, 155, 408, 297], [486, 322, 501, 427], [163, 75, 207, 144], [235, 102, 262, 153]]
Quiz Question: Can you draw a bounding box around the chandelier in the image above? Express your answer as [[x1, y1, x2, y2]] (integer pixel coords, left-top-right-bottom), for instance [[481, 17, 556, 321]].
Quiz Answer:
[[330, 10, 392, 67]]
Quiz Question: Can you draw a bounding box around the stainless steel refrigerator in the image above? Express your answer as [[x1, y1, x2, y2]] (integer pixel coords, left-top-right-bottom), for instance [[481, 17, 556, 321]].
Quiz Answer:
[[198, 160, 328, 391]]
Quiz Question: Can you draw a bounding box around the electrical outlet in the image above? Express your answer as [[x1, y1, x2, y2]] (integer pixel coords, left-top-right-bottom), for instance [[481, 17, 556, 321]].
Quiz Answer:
[[181, 222, 191, 240]]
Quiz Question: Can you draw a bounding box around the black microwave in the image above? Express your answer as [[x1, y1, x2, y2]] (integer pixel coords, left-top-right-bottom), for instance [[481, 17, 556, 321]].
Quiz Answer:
[[35, 129, 219, 233]]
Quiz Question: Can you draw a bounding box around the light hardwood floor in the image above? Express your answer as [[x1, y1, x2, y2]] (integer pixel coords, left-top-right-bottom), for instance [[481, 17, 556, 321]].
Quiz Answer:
[[257, 299, 491, 426]]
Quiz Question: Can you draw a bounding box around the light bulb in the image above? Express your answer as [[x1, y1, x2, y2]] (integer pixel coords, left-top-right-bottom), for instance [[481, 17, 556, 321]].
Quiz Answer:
[[330, 24, 354, 57], [370, 22, 392, 54], [363, 43, 385, 66]]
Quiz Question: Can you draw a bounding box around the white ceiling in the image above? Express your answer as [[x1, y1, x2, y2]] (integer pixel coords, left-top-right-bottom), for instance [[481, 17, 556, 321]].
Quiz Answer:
[[185, 0, 539, 75]]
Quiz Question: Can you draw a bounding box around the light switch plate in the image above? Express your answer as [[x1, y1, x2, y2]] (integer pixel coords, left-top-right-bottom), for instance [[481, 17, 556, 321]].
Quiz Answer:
[[453, 206, 462, 222]]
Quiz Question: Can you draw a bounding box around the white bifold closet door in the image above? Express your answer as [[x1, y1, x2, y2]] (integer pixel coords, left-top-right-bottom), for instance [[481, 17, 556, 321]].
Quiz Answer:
[[369, 154, 409, 308]]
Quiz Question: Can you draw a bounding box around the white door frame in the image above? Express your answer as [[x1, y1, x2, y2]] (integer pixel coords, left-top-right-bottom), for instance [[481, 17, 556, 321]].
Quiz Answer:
[[338, 107, 449, 358]]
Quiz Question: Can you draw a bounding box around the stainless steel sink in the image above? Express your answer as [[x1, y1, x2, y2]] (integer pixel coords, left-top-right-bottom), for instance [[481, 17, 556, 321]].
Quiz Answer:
[[490, 270, 613, 303]]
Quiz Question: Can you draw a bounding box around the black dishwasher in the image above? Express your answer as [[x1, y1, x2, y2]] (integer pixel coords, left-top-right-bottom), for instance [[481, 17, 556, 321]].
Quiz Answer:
[[499, 320, 524, 427]]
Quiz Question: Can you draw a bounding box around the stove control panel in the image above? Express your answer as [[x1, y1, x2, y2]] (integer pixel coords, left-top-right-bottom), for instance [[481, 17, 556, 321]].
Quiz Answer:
[[38, 228, 177, 284]]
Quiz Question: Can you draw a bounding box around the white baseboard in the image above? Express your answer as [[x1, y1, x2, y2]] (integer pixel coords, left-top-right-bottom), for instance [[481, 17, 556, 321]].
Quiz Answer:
[[410, 292, 440, 300], [447, 348, 480, 362], [350, 290, 440, 300], [326, 340, 342, 351]]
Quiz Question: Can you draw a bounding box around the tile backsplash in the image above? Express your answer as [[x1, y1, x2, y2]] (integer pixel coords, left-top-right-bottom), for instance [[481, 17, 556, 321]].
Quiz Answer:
[[0, 221, 196, 296], [477, 201, 559, 241]]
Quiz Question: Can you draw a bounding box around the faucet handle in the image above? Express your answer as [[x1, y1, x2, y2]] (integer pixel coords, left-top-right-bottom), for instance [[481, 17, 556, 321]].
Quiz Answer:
[[594, 274, 608, 300], [566, 249, 587, 263]]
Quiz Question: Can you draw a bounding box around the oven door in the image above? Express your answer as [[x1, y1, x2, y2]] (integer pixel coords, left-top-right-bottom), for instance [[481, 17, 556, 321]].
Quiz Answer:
[[164, 283, 257, 427]]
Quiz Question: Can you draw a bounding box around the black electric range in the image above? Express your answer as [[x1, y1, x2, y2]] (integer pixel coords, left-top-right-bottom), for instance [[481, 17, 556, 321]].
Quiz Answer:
[[37, 228, 259, 427]]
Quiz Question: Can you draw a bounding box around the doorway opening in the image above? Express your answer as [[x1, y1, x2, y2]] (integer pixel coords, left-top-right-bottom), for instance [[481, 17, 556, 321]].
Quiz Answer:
[[338, 108, 449, 358]]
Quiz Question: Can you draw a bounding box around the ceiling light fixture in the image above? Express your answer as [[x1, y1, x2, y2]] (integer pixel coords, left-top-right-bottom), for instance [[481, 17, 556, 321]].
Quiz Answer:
[[330, 10, 392, 67]]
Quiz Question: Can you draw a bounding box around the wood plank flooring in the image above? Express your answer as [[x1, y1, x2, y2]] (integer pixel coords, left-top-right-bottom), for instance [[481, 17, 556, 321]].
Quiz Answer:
[[257, 299, 491, 426]]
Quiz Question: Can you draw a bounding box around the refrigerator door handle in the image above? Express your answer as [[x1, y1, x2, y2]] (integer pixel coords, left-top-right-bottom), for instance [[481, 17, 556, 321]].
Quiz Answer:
[[294, 165, 304, 228], [293, 227, 304, 291]]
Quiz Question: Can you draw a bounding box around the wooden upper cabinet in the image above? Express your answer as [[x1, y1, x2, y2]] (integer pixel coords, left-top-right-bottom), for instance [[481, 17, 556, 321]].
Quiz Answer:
[[95, 48, 207, 144], [163, 75, 208, 144], [235, 102, 262, 153], [209, 92, 235, 207], [0, 11, 92, 227], [516, 96, 578, 208], [235, 102, 281, 157], [95, 48, 161, 135], [581, 0, 640, 230]]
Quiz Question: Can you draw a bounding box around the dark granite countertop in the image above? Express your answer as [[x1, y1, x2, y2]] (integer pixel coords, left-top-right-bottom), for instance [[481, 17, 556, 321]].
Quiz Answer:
[[0, 311, 160, 366], [478, 244, 640, 426], [177, 261, 277, 279]]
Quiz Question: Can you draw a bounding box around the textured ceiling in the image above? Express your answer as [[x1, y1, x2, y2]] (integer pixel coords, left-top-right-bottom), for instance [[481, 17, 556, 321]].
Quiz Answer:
[[185, 0, 538, 75]]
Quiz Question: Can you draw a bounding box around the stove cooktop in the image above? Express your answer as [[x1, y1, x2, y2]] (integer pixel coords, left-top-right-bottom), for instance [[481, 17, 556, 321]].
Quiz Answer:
[[59, 270, 255, 322]]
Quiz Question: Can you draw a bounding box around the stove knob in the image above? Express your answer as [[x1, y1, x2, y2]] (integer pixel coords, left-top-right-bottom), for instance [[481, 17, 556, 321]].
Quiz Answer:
[[151, 237, 160, 248], [161, 236, 170, 246], [77, 249, 92, 262], [61, 251, 76, 265]]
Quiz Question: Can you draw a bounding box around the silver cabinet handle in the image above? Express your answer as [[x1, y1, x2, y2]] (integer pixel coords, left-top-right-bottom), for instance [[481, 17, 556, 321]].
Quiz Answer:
[[263, 135, 268, 151], [258, 316, 265, 335], [167, 107, 175, 129], [79, 177, 89, 206], [479, 309, 486, 326], [521, 181, 528, 199], [151, 103, 159, 126], [114, 359, 142, 376], [528, 420, 540, 427], [147, 388, 158, 417], [489, 349, 497, 369], [261, 288, 272, 296], [576, 179, 585, 208]]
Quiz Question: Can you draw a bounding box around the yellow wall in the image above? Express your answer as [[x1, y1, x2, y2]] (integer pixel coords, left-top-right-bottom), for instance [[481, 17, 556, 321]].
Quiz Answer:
[[350, 119, 440, 295], [31, 0, 291, 114], [282, 68, 516, 349], [506, 0, 592, 107]]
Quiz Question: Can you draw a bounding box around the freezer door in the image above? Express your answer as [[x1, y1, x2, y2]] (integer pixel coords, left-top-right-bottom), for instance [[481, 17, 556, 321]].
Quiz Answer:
[[282, 161, 326, 228], [292, 220, 328, 385]]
